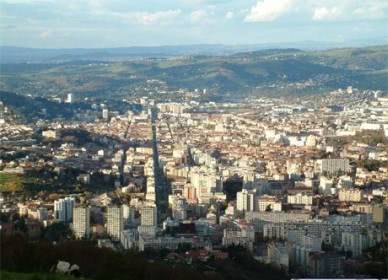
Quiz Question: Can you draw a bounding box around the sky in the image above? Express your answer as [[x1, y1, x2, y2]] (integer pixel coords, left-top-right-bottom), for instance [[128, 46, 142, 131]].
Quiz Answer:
[[0, 0, 387, 48]]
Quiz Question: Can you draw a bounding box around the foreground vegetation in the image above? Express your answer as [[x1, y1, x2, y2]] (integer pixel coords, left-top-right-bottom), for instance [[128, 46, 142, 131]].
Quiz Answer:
[[1, 234, 288, 280], [0, 271, 87, 280]]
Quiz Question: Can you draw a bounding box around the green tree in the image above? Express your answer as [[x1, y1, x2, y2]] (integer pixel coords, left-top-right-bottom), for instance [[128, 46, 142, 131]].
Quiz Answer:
[[43, 222, 73, 242]]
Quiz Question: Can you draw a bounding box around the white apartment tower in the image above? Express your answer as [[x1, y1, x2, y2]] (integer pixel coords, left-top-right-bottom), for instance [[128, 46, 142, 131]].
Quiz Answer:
[[73, 206, 90, 239], [66, 93, 73, 103], [106, 205, 123, 240], [102, 108, 109, 120], [54, 197, 75, 223], [236, 189, 255, 212], [122, 204, 135, 227]]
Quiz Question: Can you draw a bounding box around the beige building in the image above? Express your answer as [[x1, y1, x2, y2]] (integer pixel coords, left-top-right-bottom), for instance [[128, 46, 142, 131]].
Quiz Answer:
[[106, 205, 123, 240], [73, 206, 90, 239], [372, 204, 388, 224], [287, 193, 313, 205], [257, 195, 282, 212], [141, 205, 157, 226], [338, 188, 362, 202]]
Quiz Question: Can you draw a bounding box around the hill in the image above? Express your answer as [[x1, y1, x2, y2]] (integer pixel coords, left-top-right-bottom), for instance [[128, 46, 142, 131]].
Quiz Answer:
[[0, 91, 77, 121], [0, 45, 387, 100]]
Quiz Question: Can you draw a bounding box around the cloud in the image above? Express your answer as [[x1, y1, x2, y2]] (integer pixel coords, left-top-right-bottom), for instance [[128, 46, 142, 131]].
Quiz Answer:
[[351, 1, 388, 20], [3, 0, 54, 3], [182, 0, 232, 5], [2, 0, 388, 48], [312, 6, 340, 21], [245, 0, 294, 22], [225, 11, 233, 19], [39, 30, 51, 39], [312, 1, 388, 21], [190, 9, 208, 22], [245, 0, 388, 23], [120, 9, 182, 25]]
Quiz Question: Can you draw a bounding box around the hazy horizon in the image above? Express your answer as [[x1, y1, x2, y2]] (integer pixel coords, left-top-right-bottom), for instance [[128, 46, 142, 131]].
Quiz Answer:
[[1, 0, 387, 49], [0, 37, 388, 50]]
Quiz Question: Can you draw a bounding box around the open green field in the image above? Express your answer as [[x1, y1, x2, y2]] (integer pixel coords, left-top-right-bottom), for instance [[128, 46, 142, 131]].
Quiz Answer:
[[0, 173, 23, 192]]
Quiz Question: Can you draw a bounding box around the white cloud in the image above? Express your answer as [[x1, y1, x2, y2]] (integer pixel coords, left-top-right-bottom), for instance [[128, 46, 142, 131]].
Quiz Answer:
[[190, 9, 208, 23], [120, 9, 182, 25], [245, 0, 294, 22], [244, 0, 388, 23], [39, 30, 51, 39], [311, 1, 388, 21], [351, 1, 388, 20], [225, 11, 234, 19], [86, 0, 105, 11], [181, 0, 229, 5], [312, 6, 340, 21], [3, 0, 54, 3]]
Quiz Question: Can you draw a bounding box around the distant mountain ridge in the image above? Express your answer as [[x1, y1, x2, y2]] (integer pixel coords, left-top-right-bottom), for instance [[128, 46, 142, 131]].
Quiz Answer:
[[0, 45, 387, 99], [1, 40, 387, 63]]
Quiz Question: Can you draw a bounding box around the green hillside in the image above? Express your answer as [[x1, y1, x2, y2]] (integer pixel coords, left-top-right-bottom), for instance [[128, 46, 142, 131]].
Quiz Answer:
[[0, 45, 387, 99]]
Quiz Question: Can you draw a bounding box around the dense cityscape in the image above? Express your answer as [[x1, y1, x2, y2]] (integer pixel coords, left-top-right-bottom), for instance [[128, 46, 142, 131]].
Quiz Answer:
[[1, 84, 388, 279], [1, 0, 388, 279]]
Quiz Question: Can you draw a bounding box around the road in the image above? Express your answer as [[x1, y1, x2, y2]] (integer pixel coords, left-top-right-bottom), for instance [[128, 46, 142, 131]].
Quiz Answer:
[[150, 108, 170, 220]]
